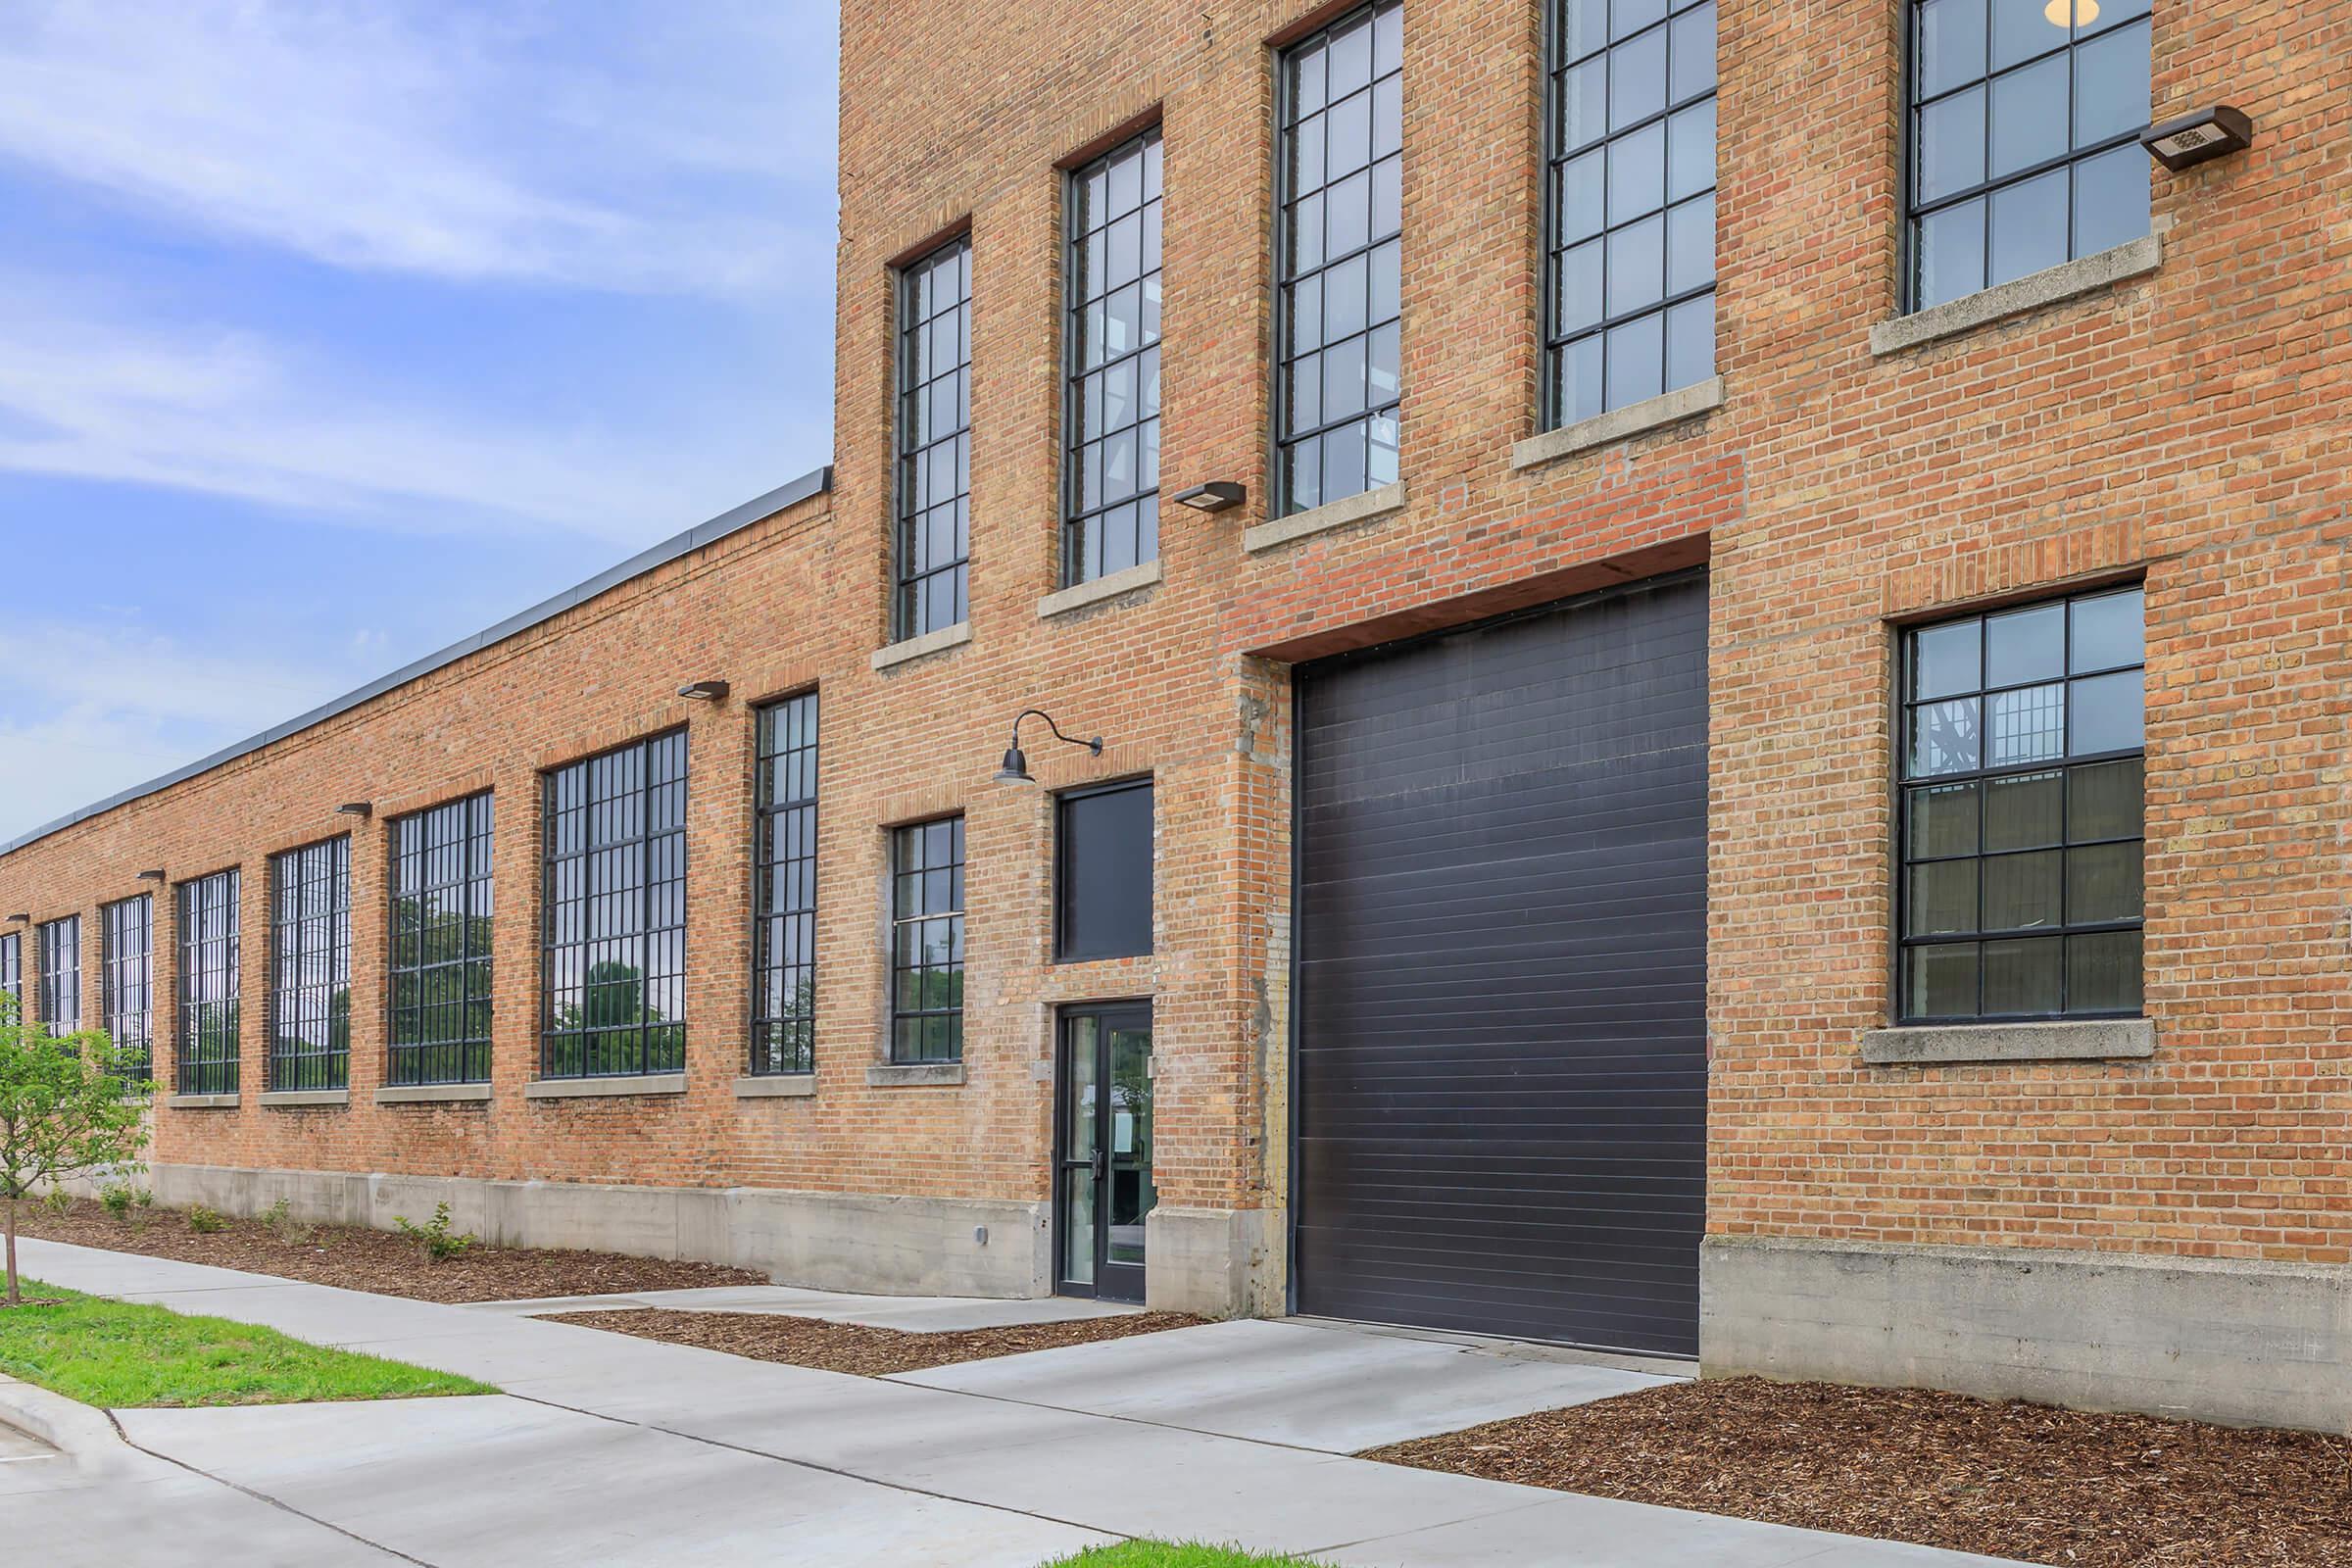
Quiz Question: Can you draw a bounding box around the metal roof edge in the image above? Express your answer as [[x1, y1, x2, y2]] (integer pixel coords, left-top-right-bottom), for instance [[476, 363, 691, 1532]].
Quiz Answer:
[[0, 465, 834, 860]]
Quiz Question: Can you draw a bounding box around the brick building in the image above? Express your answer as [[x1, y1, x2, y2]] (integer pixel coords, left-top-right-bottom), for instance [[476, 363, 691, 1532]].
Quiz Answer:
[[3, 0, 2344, 1431]]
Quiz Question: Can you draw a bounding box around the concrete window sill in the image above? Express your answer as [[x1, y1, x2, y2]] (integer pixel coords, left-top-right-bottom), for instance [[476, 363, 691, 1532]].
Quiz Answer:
[[1037, 560, 1161, 618], [735, 1074, 817, 1099], [164, 1093, 240, 1110], [866, 1062, 965, 1088], [523, 1073, 688, 1101], [870, 620, 972, 671], [1860, 1018, 2156, 1065], [374, 1083, 494, 1105], [1244, 482, 1405, 554], [259, 1089, 350, 1109], [1510, 376, 1726, 470], [1869, 234, 2162, 357]]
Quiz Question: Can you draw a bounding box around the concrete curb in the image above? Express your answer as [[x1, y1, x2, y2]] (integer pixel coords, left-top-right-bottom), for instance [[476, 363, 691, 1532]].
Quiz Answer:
[[0, 1375, 130, 1468]]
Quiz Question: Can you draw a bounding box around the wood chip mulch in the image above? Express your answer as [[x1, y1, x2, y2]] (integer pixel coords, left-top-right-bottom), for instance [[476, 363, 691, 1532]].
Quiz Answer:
[[540, 1306, 1206, 1377], [1363, 1376, 2352, 1568], [15, 1197, 768, 1303]]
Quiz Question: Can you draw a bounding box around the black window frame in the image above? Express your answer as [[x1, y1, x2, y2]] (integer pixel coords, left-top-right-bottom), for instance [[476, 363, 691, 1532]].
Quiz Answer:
[[889, 815, 965, 1064], [541, 730, 689, 1080], [1894, 583, 2147, 1024], [176, 868, 241, 1097], [35, 913, 79, 1034], [1544, 0, 1719, 429], [751, 692, 819, 1076], [389, 792, 495, 1087], [1054, 777, 1155, 964], [894, 234, 973, 641], [1902, 0, 2153, 313], [0, 931, 18, 1019], [1273, 0, 1405, 519], [269, 836, 352, 1093], [100, 895, 154, 1081], [1063, 127, 1165, 587]]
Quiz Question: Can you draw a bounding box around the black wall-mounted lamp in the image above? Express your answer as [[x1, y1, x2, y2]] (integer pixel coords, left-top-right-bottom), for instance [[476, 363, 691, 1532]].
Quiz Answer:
[[2143, 106, 2253, 172], [1173, 481, 1247, 514], [996, 710, 1103, 784], [677, 680, 731, 701], [5, 913, 25, 924], [136, 869, 165, 882], [335, 803, 373, 819]]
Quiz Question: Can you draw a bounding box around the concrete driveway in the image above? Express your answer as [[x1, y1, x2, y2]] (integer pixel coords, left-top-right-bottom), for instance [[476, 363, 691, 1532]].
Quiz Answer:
[[5, 1237, 2029, 1567]]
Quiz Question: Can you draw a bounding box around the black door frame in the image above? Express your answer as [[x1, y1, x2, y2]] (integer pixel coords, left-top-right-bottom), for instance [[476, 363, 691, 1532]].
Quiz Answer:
[[1054, 999, 1153, 1302]]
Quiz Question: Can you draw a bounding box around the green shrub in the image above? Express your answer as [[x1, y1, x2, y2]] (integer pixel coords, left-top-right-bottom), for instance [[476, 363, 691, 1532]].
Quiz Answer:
[[100, 1184, 136, 1219], [186, 1204, 227, 1234], [41, 1188, 74, 1217], [394, 1202, 476, 1262]]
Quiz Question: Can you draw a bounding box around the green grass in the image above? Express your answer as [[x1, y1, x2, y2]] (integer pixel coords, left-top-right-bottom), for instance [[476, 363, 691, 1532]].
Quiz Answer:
[[1041, 1545, 1333, 1567], [0, 1281, 495, 1408]]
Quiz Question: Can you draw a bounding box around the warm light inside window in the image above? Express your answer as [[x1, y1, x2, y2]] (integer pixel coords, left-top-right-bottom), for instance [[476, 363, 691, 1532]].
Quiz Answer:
[[2043, 0, 2099, 25]]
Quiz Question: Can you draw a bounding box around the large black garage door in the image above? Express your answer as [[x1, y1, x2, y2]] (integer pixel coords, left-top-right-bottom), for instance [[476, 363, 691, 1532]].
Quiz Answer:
[[1292, 572, 1708, 1356]]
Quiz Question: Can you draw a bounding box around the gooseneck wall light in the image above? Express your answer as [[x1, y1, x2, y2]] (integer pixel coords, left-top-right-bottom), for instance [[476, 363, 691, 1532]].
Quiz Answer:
[[995, 710, 1103, 784]]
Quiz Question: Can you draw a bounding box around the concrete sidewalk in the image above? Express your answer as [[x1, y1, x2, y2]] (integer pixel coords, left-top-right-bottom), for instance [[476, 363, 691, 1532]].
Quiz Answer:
[[6, 1237, 2031, 1568], [467, 1282, 1141, 1330]]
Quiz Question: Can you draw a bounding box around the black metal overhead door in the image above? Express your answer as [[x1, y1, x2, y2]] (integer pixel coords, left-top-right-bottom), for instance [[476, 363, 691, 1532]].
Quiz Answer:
[[1292, 572, 1709, 1356]]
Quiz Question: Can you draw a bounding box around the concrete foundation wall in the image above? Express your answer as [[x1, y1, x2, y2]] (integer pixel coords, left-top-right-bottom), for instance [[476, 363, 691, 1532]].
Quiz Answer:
[[1701, 1236, 2352, 1435], [1145, 1205, 1283, 1317]]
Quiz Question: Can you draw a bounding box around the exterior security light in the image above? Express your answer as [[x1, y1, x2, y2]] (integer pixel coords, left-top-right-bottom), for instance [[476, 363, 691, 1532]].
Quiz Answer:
[[1173, 481, 1247, 514], [677, 680, 731, 701], [136, 869, 165, 881], [5, 913, 24, 924], [2143, 106, 2253, 172], [996, 709, 1103, 784], [335, 802, 373, 818]]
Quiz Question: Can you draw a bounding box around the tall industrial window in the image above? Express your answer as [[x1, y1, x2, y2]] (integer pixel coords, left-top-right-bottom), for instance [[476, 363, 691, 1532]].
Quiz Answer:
[[1276, 0, 1403, 516], [890, 816, 964, 1063], [100, 896, 154, 1081], [391, 793, 495, 1087], [176, 869, 241, 1096], [1547, 0, 1718, 426], [752, 693, 819, 1076], [1899, 584, 2145, 1022], [896, 236, 972, 640], [1065, 129, 1163, 585], [270, 837, 351, 1092], [36, 914, 80, 1033], [1055, 779, 1154, 963], [0, 932, 18, 1018], [1907, 0, 2151, 310], [543, 731, 687, 1079]]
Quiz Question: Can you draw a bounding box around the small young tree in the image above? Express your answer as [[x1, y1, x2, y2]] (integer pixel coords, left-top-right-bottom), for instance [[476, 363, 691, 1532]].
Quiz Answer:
[[0, 992, 151, 1305]]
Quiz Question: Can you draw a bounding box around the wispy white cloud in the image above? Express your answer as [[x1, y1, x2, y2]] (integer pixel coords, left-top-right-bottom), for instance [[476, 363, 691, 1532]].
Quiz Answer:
[[0, 0, 837, 296]]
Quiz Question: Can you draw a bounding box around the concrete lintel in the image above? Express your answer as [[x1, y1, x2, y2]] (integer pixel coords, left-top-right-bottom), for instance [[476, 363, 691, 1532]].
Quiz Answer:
[[373, 1083, 494, 1105], [865, 1062, 965, 1088], [257, 1089, 350, 1109], [1243, 481, 1406, 554], [523, 1073, 688, 1101], [1861, 1018, 2156, 1065], [869, 620, 973, 671], [734, 1074, 817, 1099], [1510, 377, 1726, 469], [1036, 559, 1162, 618], [164, 1094, 240, 1110], [1869, 234, 2163, 356]]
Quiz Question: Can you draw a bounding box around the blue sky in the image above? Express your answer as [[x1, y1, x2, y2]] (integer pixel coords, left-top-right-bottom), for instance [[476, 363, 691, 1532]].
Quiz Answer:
[[0, 2, 840, 844]]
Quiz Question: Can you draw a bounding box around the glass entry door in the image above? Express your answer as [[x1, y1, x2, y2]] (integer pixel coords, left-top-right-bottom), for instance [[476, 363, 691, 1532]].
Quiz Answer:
[[1055, 1002, 1154, 1302]]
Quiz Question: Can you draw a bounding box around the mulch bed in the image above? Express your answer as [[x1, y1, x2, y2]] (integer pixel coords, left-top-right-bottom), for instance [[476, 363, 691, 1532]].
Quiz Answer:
[[542, 1306, 1205, 1377], [1363, 1376, 2352, 1568], [14, 1197, 767, 1303]]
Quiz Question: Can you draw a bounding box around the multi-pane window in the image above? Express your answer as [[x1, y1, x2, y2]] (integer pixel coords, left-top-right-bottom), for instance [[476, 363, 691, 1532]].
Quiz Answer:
[[100, 897, 154, 1081], [1056, 779, 1153, 963], [177, 869, 241, 1096], [752, 694, 819, 1076], [0, 932, 18, 1018], [1900, 585, 2146, 1022], [890, 817, 965, 1063], [270, 838, 351, 1092], [543, 732, 687, 1078], [1547, 0, 1718, 425], [1908, 0, 2152, 310], [1277, 0, 1403, 516], [391, 794, 494, 1087], [36, 915, 80, 1033], [1065, 130, 1163, 584], [896, 236, 972, 640]]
